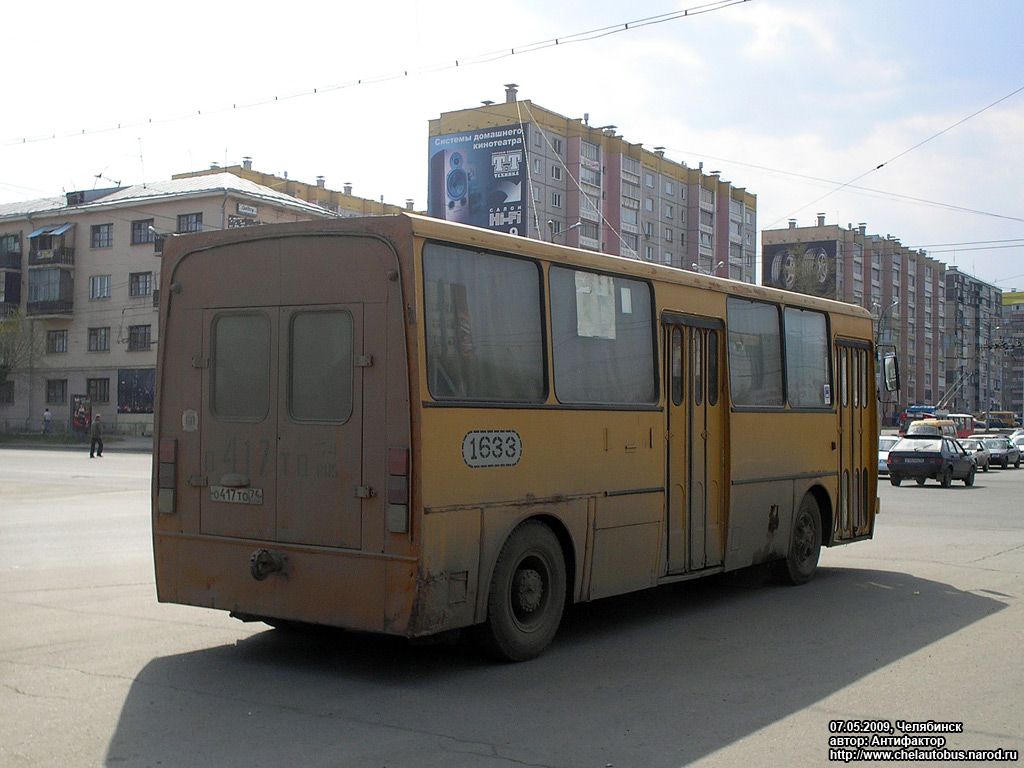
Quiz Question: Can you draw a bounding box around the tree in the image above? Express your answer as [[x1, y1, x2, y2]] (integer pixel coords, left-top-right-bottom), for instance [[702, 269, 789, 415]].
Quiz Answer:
[[0, 311, 43, 385]]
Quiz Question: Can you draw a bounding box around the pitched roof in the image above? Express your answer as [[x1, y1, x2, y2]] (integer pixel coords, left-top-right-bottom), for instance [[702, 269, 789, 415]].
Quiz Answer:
[[0, 173, 335, 222]]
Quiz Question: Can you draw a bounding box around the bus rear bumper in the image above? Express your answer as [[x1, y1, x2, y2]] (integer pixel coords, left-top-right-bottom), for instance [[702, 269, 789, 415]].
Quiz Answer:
[[154, 532, 420, 636]]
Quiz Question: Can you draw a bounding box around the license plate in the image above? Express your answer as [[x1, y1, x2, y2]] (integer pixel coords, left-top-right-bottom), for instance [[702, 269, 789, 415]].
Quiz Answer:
[[210, 486, 264, 505], [904, 458, 924, 463]]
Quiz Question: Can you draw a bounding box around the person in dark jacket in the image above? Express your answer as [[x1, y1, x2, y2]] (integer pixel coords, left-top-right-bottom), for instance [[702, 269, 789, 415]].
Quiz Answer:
[[89, 414, 103, 458]]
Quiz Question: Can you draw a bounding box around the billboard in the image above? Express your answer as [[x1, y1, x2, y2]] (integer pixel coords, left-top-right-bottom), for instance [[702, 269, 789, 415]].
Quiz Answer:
[[428, 125, 526, 236], [762, 240, 838, 298]]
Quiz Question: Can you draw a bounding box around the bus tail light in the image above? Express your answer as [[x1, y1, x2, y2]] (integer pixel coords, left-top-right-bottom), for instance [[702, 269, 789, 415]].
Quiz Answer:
[[157, 438, 177, 515], [386, 447, 409, 534]]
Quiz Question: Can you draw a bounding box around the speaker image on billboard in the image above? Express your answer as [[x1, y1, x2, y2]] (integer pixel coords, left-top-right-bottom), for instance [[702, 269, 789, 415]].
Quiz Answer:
[[429, 150, 471, 223]]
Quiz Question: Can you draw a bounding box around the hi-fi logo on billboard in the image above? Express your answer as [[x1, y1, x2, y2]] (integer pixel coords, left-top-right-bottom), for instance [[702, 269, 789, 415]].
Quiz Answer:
[[491, 151, 522, 179]]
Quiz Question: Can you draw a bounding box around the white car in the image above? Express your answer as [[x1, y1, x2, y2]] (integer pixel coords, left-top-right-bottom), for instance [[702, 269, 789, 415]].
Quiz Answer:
[[878, 436, 900, 475]]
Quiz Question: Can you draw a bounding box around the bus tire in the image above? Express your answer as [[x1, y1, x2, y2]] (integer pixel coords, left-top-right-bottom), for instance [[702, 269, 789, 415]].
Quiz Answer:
[[775, 495, 821, 586], [475, 520, 566, 662]]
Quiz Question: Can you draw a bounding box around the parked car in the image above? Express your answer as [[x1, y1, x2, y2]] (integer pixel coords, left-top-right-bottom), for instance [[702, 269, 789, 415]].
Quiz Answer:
[[1010, 427, 1024, 441], [887, 437, 976, 487], [960, 437, 991, 472], [878, 436, 900, 475], [978, 435, 1022, 468], [1013, 435, 1024, 452]]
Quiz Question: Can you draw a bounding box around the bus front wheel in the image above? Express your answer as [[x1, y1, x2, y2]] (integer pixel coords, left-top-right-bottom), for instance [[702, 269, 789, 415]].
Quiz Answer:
[[475, 520, 567, 662], [775, 495, 822, 586]]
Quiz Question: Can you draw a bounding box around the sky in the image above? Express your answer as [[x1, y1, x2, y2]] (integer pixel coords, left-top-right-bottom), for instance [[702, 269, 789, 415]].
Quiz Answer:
[[2, 0, 1022, 290]]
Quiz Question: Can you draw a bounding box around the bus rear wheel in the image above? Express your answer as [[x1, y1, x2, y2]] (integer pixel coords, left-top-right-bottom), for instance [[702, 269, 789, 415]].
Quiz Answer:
[[475, 520, 567, 662], [775, 495, 821, 586]]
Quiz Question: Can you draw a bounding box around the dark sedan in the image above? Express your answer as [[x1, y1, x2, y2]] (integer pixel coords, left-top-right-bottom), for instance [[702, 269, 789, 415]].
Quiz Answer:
[[887, 437, 976, 487]]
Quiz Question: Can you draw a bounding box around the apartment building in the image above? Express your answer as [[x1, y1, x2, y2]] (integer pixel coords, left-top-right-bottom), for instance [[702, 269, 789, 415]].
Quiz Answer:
[[0, 173, 335, 434], [428, 85, 757, 282], [1001, 290, 1024, 418], [944, 267, 1005, 416], [762, 217, 949, 421]]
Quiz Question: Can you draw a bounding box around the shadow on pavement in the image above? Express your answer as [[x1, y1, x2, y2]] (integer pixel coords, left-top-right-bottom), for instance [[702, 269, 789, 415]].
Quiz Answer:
[[107, 567, 1005, 767]]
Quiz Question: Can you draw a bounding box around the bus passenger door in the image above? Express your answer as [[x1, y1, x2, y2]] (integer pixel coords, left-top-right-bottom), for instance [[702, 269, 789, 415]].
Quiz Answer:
[[665, 315, 725, 574], [835, 341, 872, 541]]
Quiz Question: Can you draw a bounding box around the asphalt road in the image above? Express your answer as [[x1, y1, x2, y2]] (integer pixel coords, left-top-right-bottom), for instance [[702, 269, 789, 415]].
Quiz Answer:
[[1, 448, 1021, 767]]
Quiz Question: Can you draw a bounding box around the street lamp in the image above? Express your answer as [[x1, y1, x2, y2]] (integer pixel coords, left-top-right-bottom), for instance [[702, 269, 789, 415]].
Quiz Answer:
[[691, 260, 724, 276]]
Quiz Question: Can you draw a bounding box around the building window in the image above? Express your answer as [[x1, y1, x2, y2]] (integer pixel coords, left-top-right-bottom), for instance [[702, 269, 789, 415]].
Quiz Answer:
[[580, 141, 599, 162], [664, 204, 673, 219], [645, 172, 655, 188], [87, 378, 110, 404], [129, 272, 153, 297], [579, 222, 599, 240], [551, 192, 562, 209], [131, 219, 155, 245], [665, 228, 673, 243], [46, 330, 68, 354], [645, 197, 654, 212], [551, 138, 563, 155], [46, 379, 67, 405], [644, 245, 654, 261], [664, 180, 674, 196], [89, 275, 111, 299], [91, 223, 114, 249], [0, 233, 20, 256], [580, 166, 600, 187], [88, 327, 110, 352], [551, 165, 562, 181], [0, 380, 13, 404], [128, 325, 152, 350], [177, 213, 203, 233], [533, 158, 543, 175]]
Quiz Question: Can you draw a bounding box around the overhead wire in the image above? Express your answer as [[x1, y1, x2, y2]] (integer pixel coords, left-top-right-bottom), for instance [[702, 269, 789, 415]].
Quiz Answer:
[[1, 0, 753, 149]]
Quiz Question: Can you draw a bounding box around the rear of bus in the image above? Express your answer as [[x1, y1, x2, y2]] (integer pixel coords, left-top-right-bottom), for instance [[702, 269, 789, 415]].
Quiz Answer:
[[152, 217, 422, 636]]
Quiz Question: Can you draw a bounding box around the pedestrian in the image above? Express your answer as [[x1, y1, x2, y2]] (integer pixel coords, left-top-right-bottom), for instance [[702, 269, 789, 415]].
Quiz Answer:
[[43, 408, 52, 435], [89, 414, 103, 458]]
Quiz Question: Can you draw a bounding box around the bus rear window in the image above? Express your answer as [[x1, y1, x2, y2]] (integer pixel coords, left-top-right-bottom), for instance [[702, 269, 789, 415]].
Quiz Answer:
[[212, 312, 270, 421], [423, 243, 545, 402], [290, 310, 353, 422]]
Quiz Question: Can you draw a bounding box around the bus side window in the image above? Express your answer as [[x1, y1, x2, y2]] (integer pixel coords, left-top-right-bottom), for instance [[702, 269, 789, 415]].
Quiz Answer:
[[422, 243, 545, 403]]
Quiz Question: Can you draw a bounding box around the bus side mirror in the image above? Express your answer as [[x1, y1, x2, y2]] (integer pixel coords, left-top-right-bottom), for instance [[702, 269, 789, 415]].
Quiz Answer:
[[882, 353, 900, 393]]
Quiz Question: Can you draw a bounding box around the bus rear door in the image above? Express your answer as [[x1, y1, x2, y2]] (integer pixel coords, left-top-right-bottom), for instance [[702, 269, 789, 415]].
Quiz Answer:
[[184, 234, 390, 554]]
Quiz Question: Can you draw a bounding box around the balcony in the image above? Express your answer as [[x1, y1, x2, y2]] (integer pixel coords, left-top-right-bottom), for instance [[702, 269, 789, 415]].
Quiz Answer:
[[26, 299, 73, 318], [0, 302, 19, 318], [29, 247, 75, 267]]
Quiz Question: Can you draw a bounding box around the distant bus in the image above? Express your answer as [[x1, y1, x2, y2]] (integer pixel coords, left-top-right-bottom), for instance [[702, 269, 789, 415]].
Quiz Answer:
[[986, 411, 1017, 430], [948, 413, 974, 438], [151, 214, 899, 660]]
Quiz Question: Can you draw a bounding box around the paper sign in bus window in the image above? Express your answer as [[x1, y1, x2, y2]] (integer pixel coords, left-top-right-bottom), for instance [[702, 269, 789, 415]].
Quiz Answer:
[[574, 271, 616, 339]]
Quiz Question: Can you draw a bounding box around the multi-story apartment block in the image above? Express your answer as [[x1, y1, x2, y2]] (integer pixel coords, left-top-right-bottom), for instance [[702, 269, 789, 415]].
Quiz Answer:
[[428, 85, 757, 282], [1001, 290, 1024, 419], [762, 218, 948, 421], [944, 267, 1005, 417], [0, 174, 336, 434]]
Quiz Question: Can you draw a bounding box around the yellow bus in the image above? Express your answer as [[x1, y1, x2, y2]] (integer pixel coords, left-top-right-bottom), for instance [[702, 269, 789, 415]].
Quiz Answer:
[[152, 214, 898, 661]]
